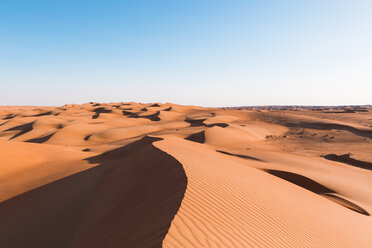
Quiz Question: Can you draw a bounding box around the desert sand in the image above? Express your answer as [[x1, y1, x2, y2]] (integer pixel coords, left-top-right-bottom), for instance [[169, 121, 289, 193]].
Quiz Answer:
[[0, 102, 371, 248]]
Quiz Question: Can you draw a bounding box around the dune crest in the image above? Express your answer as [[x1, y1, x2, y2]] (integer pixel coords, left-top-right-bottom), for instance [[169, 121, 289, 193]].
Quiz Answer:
[[0, 103, 371, 247]]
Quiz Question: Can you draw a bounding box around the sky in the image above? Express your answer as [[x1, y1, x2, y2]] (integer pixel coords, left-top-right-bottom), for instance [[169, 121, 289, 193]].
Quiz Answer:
[[0, 0, 371, 107]]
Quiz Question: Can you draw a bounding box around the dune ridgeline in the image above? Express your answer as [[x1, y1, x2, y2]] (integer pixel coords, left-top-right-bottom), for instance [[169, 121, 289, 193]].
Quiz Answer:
[[0, 102, 371, 248]]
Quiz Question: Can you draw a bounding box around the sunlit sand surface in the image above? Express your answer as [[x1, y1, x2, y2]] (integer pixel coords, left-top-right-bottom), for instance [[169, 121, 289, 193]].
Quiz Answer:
[[0, 103, 371, 247]]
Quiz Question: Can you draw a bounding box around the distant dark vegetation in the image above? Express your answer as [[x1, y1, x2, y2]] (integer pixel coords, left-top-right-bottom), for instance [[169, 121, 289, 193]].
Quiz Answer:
[[224, 105, 371, 111]]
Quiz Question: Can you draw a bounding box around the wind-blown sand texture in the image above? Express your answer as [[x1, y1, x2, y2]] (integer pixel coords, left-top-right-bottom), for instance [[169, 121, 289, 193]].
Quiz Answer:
[[0, 102, 371, 248]]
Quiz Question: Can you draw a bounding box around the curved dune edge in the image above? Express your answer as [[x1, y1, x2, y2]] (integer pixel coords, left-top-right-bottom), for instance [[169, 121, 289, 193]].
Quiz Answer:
[[184, 130, 205, 143], [0, 136, 187, 248], [25, 132, 55, 143], [322, 193, 369, 216], [265, 169, 336, 194], [4, 121, 34, 140], [155, 138, 371, 248], [265, 169, 369, 216], [1, 103, 372, 248]]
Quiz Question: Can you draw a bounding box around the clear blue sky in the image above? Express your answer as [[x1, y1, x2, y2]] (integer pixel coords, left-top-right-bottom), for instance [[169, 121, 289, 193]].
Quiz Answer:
[[1, 0, 371, 106]]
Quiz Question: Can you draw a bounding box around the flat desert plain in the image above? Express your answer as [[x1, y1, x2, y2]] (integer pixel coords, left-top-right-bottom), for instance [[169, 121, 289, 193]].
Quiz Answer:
[[0, 102, 371, 248]]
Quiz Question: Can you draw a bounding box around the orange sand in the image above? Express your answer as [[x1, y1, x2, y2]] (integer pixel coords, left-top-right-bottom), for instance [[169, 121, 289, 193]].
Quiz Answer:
[[0, 102, 371, 247]]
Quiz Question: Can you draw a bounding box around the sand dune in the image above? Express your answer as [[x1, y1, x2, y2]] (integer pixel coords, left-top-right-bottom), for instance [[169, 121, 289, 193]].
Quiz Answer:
[[0, 102, 371, 247]]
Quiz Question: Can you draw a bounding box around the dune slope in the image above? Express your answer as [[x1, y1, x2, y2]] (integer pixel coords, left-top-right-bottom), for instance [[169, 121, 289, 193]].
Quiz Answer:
[[0, 102, 371, 247]]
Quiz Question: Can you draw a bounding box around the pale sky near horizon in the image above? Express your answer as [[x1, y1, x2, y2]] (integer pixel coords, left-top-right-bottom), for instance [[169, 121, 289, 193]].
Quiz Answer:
[[0, 0, 371, 107]]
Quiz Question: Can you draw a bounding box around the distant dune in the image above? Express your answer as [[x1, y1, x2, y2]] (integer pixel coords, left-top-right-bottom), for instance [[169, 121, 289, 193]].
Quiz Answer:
[[0, 102, 371, 247]]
